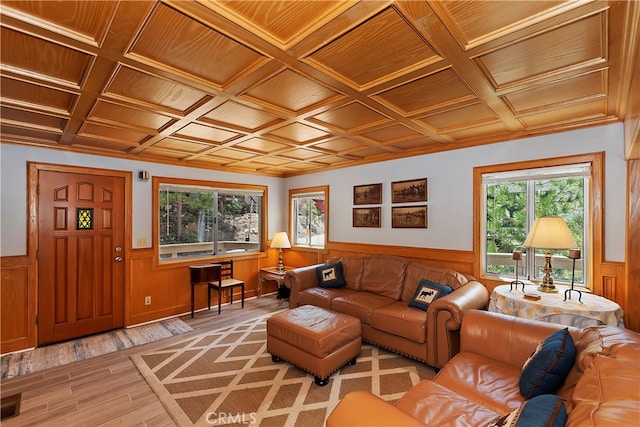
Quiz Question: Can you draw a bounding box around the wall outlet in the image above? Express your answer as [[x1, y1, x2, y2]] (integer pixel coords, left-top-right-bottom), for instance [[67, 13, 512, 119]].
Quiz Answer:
[[144, 296, 151, 305]]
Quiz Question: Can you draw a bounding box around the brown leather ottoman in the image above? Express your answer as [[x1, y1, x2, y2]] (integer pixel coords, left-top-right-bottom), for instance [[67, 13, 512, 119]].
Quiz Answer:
[[267, 305, 362, 386]]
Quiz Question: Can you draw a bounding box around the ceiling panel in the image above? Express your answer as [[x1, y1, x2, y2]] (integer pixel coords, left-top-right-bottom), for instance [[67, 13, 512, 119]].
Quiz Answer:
[[0, 77, 76, 115], [199, 101, 283, 132], [1, 26, 93, 87], [475, 12, 606, 90], [417, 102, 499, 132], [309, 102, 390, 132], [130, 3, 268, 89], [430, 0, 573, 48], [267, 122, 330, 144], [1, 0, 637, 176], [305, 6, 442, 90], [89, 100, 174, 132], [504, 70, 606, 115], [104, 66, 209, 114], [0, 0, 117, 45], [242, 69, 342, 114], [207, 0, 353, 49], [1, 106, 67, 132], [374, 68, 476, 116]]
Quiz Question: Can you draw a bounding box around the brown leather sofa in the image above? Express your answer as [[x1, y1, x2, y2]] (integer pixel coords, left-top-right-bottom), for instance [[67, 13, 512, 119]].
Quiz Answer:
[[285, 255, 489, 368], [327, 309, 640, 426]]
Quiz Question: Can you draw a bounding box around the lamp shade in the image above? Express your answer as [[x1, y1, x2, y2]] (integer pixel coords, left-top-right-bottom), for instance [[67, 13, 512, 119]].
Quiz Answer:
[[523, 217, 577, 249], [270, 232, 291, 249]]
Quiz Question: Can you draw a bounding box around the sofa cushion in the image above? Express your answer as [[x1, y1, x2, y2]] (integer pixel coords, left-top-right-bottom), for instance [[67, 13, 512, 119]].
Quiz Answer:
[[488, 394, 567, 427], [297, 287, 357, 310], [396, 380, 503, 426], [331, 292, 396, 324], [569, 355, 640, 426], [574, 326, 640, 372], [316, 262, 346, 288], [402, 262, 469, 302], [369, 302, 427, 343], [571, 354, 640, 404], [520, 328, 576, 399], [360, 255, 408, 300], [327, 256, 364, 291], [436, 352, 525, 414], [408, 279, 452, 311]]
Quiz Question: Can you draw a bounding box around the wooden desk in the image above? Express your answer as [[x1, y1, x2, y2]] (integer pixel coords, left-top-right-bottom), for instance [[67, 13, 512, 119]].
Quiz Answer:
[[258, 267, 289, 297], [489, 284, 624, 328], [189, 264, 220, 318]]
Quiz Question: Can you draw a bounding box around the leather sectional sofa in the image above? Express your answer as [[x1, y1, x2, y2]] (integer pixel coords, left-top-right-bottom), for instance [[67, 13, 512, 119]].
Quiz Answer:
[[327, 309, 640, 426], [285, 255, 489, 368]]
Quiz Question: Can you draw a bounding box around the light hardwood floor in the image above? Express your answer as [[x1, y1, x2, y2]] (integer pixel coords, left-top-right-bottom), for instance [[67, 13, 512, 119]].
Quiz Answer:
[[1, 295, 284, 426]]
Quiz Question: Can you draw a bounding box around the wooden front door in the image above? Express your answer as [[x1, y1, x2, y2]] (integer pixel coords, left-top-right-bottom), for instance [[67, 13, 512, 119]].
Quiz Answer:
[[38, 170, 125, 345]]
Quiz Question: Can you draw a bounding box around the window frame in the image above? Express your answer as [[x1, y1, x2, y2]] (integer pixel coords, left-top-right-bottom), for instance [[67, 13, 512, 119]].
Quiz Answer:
[[482, 166, 590, 286], [153, 176, 268, 267], [288, 185, 329, 249], [473, 153, 604, 290]]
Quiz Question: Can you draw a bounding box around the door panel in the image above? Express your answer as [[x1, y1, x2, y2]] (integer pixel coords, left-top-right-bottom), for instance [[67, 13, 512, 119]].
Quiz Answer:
[[38, 171, 125, 345]]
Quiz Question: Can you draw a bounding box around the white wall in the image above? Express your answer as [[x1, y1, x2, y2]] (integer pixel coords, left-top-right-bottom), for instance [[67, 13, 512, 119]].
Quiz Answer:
[[0, 123, 626, 261], [0, 145, 285, 256], [285, 124, 626, 262]]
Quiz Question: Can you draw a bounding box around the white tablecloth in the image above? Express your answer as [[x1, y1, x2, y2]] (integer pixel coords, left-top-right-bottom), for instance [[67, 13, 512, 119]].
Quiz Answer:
[[489, 285, 624, 328]]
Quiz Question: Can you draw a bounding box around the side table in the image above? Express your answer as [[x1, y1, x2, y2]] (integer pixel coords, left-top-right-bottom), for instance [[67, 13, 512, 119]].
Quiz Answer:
[[258, 266, 290, 297], [488, 284, 624, 328], [189, 264, 220, 318]]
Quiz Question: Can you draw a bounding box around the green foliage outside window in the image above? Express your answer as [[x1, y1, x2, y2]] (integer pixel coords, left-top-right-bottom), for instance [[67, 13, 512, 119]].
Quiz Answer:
[[485, 177, 585, 283], [158, 184, 262, 259], [159, 191, 214, 245]]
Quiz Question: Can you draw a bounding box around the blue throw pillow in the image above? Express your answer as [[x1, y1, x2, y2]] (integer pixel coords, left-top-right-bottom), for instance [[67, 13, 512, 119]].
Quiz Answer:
[[486, 394, 567, 427], [316, 262, 346, 288], [408, 279, 453, 311], [519, 328, 576, 399]]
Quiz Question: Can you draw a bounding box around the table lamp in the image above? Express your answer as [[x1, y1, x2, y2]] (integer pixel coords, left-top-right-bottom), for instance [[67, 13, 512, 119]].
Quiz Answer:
[[270, 232, 291, 272], [523, 217, 577, 293]]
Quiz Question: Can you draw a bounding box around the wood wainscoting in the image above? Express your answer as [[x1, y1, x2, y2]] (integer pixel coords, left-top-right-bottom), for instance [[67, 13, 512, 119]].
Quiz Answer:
[[1, 255, 36, 354], [1, 241, 634, 354], [0, 250, 279, 354]]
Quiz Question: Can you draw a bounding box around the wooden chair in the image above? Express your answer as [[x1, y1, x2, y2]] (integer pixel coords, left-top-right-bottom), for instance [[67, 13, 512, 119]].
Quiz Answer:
[[208, 260, 245, 314]]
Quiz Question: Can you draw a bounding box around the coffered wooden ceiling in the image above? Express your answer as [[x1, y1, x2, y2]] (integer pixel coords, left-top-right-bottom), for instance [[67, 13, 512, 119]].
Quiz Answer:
[[1, 1, 638, 177]]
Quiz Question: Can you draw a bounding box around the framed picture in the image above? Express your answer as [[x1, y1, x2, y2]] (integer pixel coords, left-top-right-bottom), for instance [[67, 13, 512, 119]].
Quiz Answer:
[[392, 205, 428, 228], [353, 207, 381, 228], [353, 183, 382, 205], [391, 178, 427, 203]]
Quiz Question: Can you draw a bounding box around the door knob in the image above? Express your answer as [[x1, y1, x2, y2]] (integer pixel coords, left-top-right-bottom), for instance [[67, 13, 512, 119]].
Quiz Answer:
[[115, 246, 122, 253], [114, 256, 123, 263]]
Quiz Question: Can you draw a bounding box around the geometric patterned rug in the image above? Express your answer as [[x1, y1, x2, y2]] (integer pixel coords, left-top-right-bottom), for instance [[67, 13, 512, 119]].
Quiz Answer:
[[131, 311, 436, 426], [1, 318, 193, 380]]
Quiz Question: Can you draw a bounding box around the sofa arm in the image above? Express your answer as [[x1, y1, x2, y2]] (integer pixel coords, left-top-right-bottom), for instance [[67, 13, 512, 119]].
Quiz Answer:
[[425, 280, 489, 368], [326, 391, 424, 426], [284, 264, 322, 308], [461, 309, 576, 368]]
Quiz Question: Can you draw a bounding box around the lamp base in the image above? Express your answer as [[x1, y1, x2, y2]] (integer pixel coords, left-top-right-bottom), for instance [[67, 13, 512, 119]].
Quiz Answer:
[[538, 259, 557, 292], [538, 276, 557, 293], [277, 249, 284, 273]]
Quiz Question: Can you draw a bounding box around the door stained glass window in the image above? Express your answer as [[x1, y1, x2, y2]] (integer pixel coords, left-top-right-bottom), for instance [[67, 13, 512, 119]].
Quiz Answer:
[[77, 208, 93, 230]]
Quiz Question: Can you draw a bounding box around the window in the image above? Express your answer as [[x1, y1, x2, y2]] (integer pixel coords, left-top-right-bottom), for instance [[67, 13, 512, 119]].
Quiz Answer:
[[481, 163, 591, 287], [155, 178, 265, 262], [289, 186, 328, 248]]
